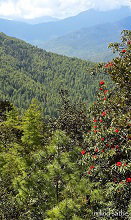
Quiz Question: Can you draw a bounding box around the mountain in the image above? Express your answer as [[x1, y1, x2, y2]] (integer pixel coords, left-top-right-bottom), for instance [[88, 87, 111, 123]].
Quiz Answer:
[[40, 16, 131, 62], [0, 33, 114, 118], [21, 16, 59, 24], [0, 6, 131, 42], [3, 16, 60, 24], [0, 18, 31, 41]]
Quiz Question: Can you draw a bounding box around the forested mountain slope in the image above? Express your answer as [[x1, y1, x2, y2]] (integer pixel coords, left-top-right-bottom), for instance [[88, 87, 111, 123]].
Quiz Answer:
[[0, 30, 131, 220], [41, 16, 131, 62], [0, 32, 114, 118]]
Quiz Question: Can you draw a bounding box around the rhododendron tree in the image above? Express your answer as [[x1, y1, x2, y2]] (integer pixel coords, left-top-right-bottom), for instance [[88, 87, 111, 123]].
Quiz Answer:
[[82, 30, 131, 219]]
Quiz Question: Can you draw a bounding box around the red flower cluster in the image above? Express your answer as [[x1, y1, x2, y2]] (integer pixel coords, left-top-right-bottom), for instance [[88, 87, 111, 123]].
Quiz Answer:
[[94, 119, 97, 122], [122, 49, 126, 53], [100, 81, 104, 85], [81, 150, 86, 155], [104, 97, 106, 100], [102, 112, 106, 116], [104, 63, 113, 68], [104, 90, 108, 94], [94, 126, 97, 128], [126, 178, 131, 182], [100, 88, 103, 90], [101, 138, 104, 141], [90, 166, 94, 169], [109, 62, 113, 66], [116, 162, 122, 166], [116, 129, 119, 132], [127, 41, 131, 45], [114, 177, 117, 182], [104, 64, 109, 68], [95, 148, 98, 152], [100, 119, 102, 122]]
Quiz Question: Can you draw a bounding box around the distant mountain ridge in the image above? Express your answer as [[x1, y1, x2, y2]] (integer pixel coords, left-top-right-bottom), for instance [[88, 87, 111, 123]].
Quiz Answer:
[[0, 6, 131, 42], [2, 16, 60, 24], [40, 16, 131, 62]]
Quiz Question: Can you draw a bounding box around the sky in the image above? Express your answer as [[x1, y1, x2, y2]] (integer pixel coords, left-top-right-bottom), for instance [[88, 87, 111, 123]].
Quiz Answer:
[[0, 0, 131, 20]]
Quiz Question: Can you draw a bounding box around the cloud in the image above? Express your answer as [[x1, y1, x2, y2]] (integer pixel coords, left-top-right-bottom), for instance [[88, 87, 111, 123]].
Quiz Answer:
[[0, 0, 130, 19]]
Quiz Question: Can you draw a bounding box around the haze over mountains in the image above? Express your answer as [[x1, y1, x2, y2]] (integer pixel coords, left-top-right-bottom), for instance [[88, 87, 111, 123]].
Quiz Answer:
[[42, 16, 131, 62], [0, 6, 131, 61]]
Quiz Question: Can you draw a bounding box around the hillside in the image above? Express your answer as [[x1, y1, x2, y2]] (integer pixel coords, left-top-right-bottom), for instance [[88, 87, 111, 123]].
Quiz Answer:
[[40, 16, 131, 62], [0, 33, 114, 118], [0, 30, 131, 220]]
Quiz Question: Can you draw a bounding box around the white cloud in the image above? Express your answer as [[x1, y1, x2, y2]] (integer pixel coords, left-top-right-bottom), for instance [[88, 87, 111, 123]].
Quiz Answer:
[[0, 0, 130, 19]]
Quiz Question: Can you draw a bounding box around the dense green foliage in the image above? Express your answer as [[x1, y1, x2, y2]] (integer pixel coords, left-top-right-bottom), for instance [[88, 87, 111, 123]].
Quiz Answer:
[[0, 32, 114, 118], [0, 30, 131, 219]]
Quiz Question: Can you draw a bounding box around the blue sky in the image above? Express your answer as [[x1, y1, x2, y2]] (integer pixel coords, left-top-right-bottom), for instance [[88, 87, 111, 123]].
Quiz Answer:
[[0, 0, 130, 19]]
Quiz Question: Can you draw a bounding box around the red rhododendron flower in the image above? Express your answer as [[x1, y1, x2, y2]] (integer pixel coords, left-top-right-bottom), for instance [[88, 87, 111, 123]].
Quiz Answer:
[[116, 129, 119, 132], [102, 149, 104, 152], [104, 97, 106, 100], [100, 88, 103, 90], [94, 126, 97, 128], [95, 148, 98, 152], [88, 171, 90, 174], [100, 119, 102, 122], [128, 136, 131, 140], [116, 162, 122, 166], [104, 90, 108, 94], [104, 64, 108, 68], [81, 150, 86, 155], [123, 163, 126, 166], [122, 49, 126, 53], [114, 177, 117, 182], [127, 41, 130, 44], [100, 81, 104, 85], [102, 112, 106, 116], [126, 178, 131, 182], [90, 166, 94, 169], [94, 119, 97, 122], [116, 145, 119, 149], [101, 138, 104, 141], [94, 130, 97, 132]]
